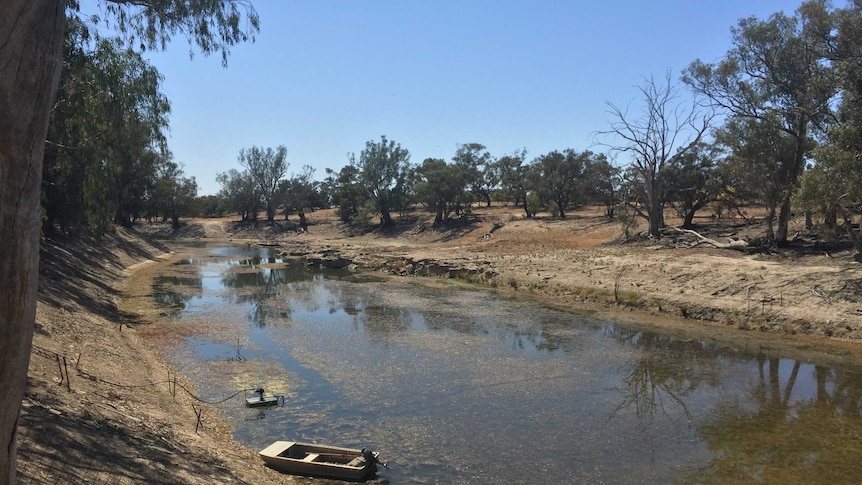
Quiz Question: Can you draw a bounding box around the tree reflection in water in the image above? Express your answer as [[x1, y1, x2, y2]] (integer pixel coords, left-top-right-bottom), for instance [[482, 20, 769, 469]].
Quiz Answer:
[[608, 328, 719, 423], [694, 356, 862, 483], [609, 327, 862, 482]]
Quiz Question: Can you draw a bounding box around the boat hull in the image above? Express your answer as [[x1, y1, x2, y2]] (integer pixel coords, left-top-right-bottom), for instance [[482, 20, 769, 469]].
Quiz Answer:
[[245, 394, 280, 407], [259, 440, 378, 481]]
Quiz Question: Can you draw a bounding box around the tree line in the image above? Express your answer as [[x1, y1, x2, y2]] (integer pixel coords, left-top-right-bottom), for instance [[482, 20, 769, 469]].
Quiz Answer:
[[209, 1, 862, 260], [40, 1, 862, 261]]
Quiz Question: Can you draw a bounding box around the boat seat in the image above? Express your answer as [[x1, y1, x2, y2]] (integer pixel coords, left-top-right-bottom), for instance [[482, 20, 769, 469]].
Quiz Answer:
[[302, 453, 320, 462], [346, 457, 365, 467]]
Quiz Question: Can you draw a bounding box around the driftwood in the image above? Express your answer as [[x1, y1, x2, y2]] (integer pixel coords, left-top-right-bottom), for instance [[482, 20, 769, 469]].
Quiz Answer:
[[669, 227, 749, 249]]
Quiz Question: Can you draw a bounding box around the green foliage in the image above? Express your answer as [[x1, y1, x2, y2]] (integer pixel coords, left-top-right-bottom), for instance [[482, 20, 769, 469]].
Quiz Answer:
[[217, 169, 260, 221], [43, 17, 170, 233], [238, 145, 288, 223], [528, 149, 599, 219], [324, 164, 364, 224], [414, 158, 467, 224], [525, 192, 543, 218], [151, 161, 198, 229], [42, 2, 259, 233], [684, 2, 838, 243], [280, 165, 321, 229], [452, 143, 495, 207], [190, 195, 227, 218], [495, 149, 532, 217], [77, 0, 260, 67], [584, 157, 621, 220], [356, 135, 412, 226], [662, 142, 724, 228]]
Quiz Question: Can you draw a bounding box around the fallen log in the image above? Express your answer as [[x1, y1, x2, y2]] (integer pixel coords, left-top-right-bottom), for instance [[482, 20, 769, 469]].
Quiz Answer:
[[669, 227, 749, 249]]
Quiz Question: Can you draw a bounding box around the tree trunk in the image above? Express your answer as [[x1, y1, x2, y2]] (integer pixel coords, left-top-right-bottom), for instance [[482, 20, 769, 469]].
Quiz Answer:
[[648, 205, 662, 239], [645, 173, 662, 239], [765, 204, 776, 242], [520, 195, 532, 218], [380, 207, 392, 226], [298, 211, 308, 232], [0, 2, 65, 483], [266, 204, 275, 224], [775, 195, 792, 245], [682, 208, 696, 229]]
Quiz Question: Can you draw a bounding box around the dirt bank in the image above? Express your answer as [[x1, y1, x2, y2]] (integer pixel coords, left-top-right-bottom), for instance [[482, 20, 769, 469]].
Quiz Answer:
[[19, 228, 299, 484], [18, 205, 862, 483]]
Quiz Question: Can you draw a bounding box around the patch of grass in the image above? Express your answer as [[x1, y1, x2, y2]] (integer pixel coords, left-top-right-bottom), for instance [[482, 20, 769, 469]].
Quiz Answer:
[[615, 290, 641, 305]]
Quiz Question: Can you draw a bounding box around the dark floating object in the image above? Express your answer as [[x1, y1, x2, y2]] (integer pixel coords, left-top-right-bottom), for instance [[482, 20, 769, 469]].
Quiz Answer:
[[245, 387, 284, 407]]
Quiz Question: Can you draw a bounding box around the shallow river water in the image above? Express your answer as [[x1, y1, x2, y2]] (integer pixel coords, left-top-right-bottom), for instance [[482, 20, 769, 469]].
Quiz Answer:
[[148, 243, 862, 484]]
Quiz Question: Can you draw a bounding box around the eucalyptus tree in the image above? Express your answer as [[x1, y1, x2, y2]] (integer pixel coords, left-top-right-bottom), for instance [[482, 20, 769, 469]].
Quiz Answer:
[[217, 169, 260, 221], [662, 141, 724, 229], [43, 19, 170, 232], [584, 156, 622, 220], [151, 160, 198, 230], [356, 135, 412, 226], [324, 164, 364, 224], [529, 149, 597, 219], [683, 2, 838, 244], [281, 165, 318, 230], [796, 2, 862, 258], [601, 72, 712, 238], [495, 149, 532, 217], [714, 116, 800, 240], [1, 1, 259, 480], [452, 143, 496, 206], [415, 158, 468, 224], [238, 145, 289, 224]]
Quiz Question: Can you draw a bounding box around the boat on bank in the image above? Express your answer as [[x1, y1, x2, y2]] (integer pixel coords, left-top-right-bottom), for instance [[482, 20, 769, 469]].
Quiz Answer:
[[259, 440, 382, 481]]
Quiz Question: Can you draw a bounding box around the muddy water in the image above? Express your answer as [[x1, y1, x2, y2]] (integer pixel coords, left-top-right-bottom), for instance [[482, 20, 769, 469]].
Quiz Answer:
[[148, 243, 862, 484]]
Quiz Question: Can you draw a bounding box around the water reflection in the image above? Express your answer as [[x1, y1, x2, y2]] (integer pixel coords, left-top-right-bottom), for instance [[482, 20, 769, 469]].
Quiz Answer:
[[694, 358, 862, 483], [608, 329, 720, 422], [146, 243, 862, 484]]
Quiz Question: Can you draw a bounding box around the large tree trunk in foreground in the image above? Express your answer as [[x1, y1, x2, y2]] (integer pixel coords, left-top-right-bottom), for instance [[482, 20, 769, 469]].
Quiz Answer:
[[0, 1, 65, 483]]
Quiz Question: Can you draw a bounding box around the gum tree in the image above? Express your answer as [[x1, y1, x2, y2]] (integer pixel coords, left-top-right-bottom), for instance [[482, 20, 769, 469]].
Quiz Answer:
[[356, 135, 411, 226], [0, 2, 258, 481], [683, 2, 837, 244], [601, 72, 712, 238], [238, 145, 289, 224]]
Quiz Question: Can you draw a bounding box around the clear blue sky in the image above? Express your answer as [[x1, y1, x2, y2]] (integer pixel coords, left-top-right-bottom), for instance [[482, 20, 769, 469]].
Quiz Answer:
[[85, 0, 798, 195]]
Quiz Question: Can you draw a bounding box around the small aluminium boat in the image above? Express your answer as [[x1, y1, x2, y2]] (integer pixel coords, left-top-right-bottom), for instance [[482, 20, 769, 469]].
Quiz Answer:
[[245, 387, 283, 407], [259, 440, 382, 481]]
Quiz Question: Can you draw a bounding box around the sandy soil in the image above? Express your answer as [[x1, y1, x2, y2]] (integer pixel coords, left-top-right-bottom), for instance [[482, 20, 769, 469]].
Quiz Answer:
[[17, 205, 862, 483]]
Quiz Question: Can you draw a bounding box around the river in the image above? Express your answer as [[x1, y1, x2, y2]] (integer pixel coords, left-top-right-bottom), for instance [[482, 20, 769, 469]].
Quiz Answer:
[[145, 243, 862, 484]]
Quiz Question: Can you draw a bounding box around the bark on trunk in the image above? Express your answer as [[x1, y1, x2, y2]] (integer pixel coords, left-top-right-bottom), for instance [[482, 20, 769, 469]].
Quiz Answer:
[[380, 207, 392, 226], [682, 209, 696, 229], [648, 202, 663, 239], [0, 2, 65, 483], [645, 172, 663, 239], [434, 206, 443, 225], [765, 204, 776, 242], [775, 195, 793, 245]]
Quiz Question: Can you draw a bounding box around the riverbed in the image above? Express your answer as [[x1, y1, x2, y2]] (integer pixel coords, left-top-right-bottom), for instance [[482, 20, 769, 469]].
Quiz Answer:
[[144, 243, 862, 484]]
